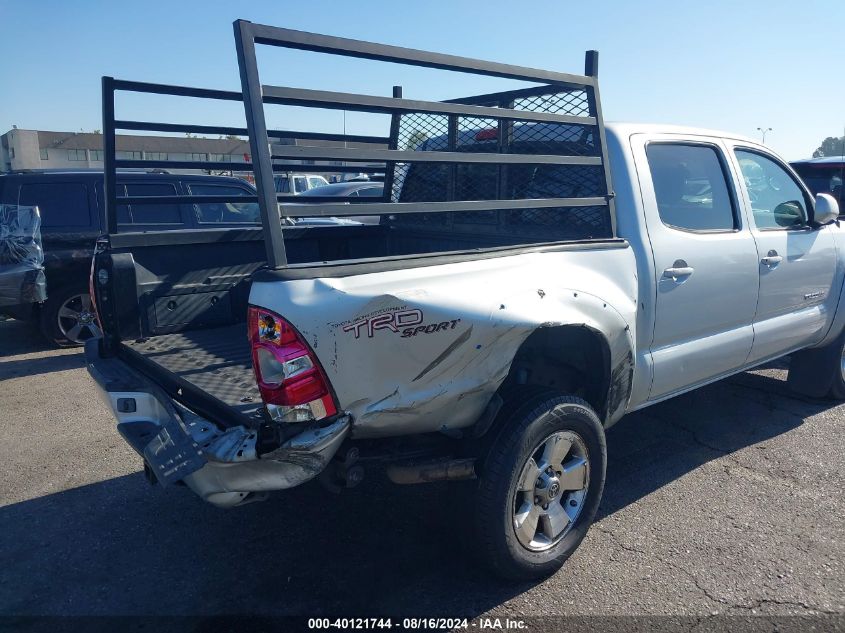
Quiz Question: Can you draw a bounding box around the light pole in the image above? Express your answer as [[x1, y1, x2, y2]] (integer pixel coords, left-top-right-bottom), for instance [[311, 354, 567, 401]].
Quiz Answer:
[[757, 127, 772, 144]]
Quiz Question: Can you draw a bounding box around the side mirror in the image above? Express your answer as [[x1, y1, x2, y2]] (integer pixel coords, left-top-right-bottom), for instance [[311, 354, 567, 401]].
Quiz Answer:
[[814, 193, 840, 226]]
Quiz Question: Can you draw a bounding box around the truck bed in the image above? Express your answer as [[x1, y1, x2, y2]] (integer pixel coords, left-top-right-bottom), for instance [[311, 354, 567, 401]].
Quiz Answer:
[[120, 324, 264, 426]]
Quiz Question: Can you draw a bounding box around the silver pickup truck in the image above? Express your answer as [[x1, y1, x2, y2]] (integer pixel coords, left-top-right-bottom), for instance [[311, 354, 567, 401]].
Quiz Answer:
[[86, 21, 843, 580]]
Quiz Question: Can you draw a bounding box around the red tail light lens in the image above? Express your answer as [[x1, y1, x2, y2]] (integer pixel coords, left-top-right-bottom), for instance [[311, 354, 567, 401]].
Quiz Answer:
[[248, 306, 337, 423], [475, 127, 498, 141], [88, 257, 101, 331]]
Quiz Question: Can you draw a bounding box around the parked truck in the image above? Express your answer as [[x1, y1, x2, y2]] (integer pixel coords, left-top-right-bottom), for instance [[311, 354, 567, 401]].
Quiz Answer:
[[86, 21, 844, 580]]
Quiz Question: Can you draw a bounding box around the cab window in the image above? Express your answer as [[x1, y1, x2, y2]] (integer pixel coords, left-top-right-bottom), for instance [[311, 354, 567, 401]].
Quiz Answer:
[[122, 182, 183, 224], [735, 150, 808, 229], [646, 143, 737, 231], [188, 183, 259, 224]]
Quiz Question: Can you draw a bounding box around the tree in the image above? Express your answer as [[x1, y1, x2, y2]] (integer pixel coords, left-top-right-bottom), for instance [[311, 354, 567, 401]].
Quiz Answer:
[[813, 136, 845, 158]]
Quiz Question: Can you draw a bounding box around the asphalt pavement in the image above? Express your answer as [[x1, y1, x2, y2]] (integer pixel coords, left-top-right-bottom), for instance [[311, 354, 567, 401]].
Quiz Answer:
[[1, 317, 843, 622]]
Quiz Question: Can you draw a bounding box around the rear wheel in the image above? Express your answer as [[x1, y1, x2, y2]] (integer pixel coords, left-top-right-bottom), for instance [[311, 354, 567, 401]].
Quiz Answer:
[[472, 391, 606, 580], [40, 286, 101, 347]]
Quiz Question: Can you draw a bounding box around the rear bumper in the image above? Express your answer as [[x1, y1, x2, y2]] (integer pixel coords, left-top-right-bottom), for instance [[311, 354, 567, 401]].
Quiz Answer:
[[0, 265, 46, 309], [85, 339, 351, 508]]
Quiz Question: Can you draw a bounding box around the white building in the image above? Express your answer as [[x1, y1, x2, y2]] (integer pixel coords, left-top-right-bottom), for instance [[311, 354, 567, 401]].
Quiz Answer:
[[0, 128, 256, 173], [0, 128, 384, 179]]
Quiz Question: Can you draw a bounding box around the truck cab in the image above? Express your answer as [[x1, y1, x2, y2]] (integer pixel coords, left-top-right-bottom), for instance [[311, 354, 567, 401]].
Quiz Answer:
[[608, 124, 843, 405]]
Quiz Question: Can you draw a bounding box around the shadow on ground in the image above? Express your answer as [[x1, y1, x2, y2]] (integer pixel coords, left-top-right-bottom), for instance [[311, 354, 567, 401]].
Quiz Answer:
[[0, 319, 83, 379], [0, 348, 833, 616], [0, 319, 54, 357]]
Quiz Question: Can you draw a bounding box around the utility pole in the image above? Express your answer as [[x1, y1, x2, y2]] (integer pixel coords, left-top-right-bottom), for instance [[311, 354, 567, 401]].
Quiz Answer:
[[757, 127, 772, 144]]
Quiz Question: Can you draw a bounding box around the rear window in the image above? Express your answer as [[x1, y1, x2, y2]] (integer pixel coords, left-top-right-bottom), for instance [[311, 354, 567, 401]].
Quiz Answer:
[[18, 182, 92, 228], [188, 183, 260, 224]]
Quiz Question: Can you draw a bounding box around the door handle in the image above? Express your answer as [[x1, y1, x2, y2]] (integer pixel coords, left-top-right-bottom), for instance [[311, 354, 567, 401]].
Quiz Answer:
[[663, 260, 694, 281], [761, 250, 783, 267]]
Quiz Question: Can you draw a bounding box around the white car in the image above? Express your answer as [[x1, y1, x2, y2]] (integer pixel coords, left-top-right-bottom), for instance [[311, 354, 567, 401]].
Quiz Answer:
[[273, 173, 329, 195]]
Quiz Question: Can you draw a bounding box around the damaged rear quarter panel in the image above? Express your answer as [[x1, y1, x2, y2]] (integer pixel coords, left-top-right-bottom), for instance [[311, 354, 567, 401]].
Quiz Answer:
[[249, 246, 638, 438]]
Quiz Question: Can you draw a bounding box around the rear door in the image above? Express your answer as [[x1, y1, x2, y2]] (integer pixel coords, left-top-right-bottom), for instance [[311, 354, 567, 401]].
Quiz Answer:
[[634, 135, 760, 400], [17, 177, 99, 288], [729, 146, 839, 363]]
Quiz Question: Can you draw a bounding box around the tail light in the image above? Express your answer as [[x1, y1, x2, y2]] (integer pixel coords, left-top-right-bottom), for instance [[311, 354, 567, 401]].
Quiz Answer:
[[475, 127, 498, 141], [88, 256, 101, 330], [248, 306, 337, 424]]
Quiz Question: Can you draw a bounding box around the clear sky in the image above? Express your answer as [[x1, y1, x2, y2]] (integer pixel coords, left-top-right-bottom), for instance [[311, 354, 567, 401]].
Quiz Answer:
[[1, 0, 843, 161]]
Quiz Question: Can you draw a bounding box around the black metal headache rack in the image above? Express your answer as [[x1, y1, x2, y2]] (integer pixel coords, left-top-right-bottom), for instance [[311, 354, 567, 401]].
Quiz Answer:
[[102, 19, 616, 269]]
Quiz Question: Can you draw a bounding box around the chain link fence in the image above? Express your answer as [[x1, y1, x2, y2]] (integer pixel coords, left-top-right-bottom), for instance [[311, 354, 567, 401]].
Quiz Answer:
[[387, 87, 611, 241]]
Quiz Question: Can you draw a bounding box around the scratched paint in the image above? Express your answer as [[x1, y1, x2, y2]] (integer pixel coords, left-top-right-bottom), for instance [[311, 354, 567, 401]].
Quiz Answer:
[[249, 246, 639, 438]]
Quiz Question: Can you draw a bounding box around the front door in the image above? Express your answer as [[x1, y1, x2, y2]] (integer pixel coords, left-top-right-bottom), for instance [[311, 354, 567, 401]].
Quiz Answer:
[[730, 147, 838, 364], [638, 138, 760, 400]]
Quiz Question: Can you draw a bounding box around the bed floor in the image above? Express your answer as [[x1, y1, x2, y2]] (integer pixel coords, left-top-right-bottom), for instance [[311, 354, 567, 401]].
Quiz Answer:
[[122, 324, 264, 423]]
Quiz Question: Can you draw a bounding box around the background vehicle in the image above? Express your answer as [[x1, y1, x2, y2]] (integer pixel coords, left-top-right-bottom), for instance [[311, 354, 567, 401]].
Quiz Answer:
[[0, 170, 258, 345], [297, 181, 383, 199], [273, 173, 329, 195], [87, 22, 845, 581], [791, 157, 844, 212], [295, 180, 383, 224]]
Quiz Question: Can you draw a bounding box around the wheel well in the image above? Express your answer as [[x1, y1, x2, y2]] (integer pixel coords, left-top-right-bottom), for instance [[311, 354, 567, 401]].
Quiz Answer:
[[499, 325, 611, 420]]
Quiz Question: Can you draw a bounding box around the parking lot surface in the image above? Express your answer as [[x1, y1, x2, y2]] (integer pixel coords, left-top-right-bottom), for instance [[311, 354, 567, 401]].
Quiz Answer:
[[1, 318, 843, 619]]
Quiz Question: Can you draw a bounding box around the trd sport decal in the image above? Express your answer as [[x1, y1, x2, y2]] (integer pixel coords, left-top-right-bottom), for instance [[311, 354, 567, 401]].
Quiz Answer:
[[341, 309, 461, 339]]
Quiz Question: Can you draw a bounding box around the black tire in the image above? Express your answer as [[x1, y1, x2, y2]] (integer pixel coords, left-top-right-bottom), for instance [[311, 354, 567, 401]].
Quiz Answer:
[[39, 285, 101, 347], [472, 390, 606, 580]]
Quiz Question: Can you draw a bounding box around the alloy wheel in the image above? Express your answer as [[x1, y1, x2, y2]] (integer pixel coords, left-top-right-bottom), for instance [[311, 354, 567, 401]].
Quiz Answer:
[[57, 293, 101, 343], [512, 430, 590, 551]]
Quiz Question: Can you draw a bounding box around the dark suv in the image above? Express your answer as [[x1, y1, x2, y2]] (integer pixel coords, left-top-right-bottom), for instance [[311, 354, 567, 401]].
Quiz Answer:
[[0, 170, 258, 346], [790, 157, 844, 212]]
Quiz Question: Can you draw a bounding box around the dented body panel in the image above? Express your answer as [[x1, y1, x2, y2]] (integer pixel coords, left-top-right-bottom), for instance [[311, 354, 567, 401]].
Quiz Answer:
[[249, 244, 639, 436]]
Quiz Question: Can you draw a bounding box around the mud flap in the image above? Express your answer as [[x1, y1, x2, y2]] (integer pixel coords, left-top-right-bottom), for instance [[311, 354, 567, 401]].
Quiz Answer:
[[786, 329, 844, 398]]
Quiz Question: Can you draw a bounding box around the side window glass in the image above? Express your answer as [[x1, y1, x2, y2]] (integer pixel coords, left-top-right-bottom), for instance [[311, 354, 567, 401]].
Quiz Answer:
[[189, 183, 259, 224], [646, 143, 736, 231], [294, 177, 307, 193], [308, 177, 325, 190], [121, 182, 182, 225], [19, 182, 91, 228], [735, 150, 807, 229]]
